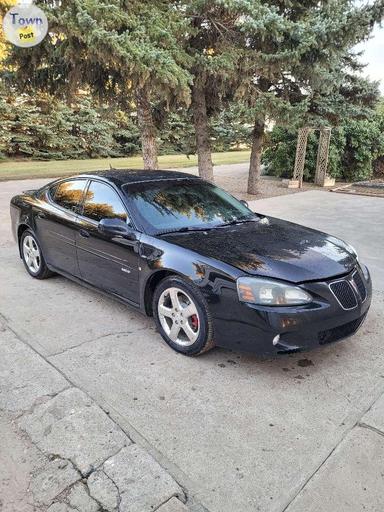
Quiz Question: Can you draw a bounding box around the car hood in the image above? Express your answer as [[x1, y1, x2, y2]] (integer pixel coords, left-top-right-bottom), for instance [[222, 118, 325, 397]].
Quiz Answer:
[[160, 216, 357, 283]]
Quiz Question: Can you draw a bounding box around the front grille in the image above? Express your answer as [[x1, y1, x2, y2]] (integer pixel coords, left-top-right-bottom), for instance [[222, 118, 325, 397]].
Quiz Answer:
[[353, 271, 367, 301], [329, 280, 357, 309], [318, 314, 366, 345]]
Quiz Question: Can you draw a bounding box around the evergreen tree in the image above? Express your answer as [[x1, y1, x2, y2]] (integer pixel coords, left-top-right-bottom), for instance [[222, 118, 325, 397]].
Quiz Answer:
[[1, 0, 191, 169], [2, 0, 383, 185], [0, 86, 140, 160], [184, 1, 248, 181], [237, 0, 384, 193]]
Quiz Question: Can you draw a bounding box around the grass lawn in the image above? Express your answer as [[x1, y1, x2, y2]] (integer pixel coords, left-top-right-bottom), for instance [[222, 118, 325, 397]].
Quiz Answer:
[[0, 150, 250, 181]]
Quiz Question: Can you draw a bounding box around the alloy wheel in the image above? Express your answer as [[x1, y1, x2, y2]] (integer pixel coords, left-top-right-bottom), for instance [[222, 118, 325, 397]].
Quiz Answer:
[[157, 287, 200, 346], [22, 235, 41, 274]]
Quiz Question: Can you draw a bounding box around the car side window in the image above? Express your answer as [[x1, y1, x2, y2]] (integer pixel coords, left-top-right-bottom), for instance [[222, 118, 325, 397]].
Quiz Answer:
[[50, 179, 87, 212], [82, 181, 128, 223]]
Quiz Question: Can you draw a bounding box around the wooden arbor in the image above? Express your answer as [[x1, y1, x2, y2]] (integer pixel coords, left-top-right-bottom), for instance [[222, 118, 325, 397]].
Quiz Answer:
[[287, 127, 335, 188]]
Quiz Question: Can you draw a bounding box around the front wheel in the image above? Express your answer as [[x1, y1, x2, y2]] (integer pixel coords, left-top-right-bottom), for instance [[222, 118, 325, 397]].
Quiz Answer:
[[153, 276, 215, 356], [20, 229, 53, 279]]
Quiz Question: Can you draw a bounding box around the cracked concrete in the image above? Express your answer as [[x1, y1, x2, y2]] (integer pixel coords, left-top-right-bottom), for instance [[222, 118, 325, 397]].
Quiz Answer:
[[102, 445, 185, 512], [156, 498, 190, 511], [0, 413, 46, 512], [1, 178, 384, 512], [87, 469, 121, 511], [86, 445, 186, 512], [0, 319, 69, 413], [65, 482, 100, 512], [47, 504, 77, 512], [29, 458, 80, 507], [48, 328, 149, 358], [0, 320, 190, 512], [18, 387, 129, 476]]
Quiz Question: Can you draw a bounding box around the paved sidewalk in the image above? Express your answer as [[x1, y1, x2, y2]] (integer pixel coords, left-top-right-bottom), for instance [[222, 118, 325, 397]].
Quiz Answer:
[[1, 179, 384, 512], [0, 317, 193, 512]]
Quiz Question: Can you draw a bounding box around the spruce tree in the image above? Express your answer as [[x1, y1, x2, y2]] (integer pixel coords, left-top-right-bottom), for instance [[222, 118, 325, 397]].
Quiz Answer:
[[1, 0, 191, 169], [184, 1, 248, 181], [237, 0, 384, 193]]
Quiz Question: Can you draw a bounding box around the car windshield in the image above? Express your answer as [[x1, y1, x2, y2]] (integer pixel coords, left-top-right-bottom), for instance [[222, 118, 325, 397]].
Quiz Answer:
[[124, 179, 258, 234]]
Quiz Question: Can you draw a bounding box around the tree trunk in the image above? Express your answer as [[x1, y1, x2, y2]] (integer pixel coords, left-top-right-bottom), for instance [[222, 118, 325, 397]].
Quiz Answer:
[[136, 86, 158, 170], [247, 118, 265, 195], [191, 80, 214, 182]]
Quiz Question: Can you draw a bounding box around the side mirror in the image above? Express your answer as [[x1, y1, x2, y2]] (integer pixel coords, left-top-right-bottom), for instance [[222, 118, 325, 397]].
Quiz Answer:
[[98, 218, 136, 240], [240, 199, 249, 208]]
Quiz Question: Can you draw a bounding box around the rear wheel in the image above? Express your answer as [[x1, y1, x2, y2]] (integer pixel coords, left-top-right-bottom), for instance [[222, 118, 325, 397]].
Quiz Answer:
[[153, 276, 215, 356], [20, 230, 53, 279]]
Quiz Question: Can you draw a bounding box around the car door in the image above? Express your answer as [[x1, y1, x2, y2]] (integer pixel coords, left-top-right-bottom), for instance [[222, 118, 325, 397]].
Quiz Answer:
[[75, 179, 140, 304], [34, 178, 87, 276]]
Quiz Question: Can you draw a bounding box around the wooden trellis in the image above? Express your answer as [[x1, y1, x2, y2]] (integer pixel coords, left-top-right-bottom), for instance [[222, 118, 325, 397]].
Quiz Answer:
[[292, 127, 311, 187], [288, 126, 334, 188], [314, 128, 331, 185]]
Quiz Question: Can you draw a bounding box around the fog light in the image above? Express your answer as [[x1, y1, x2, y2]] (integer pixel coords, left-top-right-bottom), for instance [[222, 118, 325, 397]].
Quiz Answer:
[[272, 334, 280, 346]]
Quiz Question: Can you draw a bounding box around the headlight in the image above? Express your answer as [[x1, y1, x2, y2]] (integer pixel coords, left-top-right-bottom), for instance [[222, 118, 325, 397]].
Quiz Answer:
[[237, 277, 312, 306]]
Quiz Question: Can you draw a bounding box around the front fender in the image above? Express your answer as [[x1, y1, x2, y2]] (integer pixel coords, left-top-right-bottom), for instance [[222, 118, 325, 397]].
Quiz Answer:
[[139, 234, 241, 313]]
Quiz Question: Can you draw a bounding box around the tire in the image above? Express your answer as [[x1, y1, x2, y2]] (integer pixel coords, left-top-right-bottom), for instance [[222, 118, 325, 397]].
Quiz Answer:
[[20, 229, 54, 279], [152, 275, 215, 356]]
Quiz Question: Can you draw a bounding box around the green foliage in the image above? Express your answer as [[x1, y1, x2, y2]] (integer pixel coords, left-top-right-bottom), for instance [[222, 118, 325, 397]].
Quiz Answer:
[[1, 0, 194, 169], [210, 104, 253, 151], [342, 118, 384, 181], [263, 113, 384, 182], [235, 0, 384, 126], [0, 88, 249, 160], [0, 89, 141, 160], [2, 0, 384, 173], [157, 101, 253, 156], [3, 0, 192, 105], [262, 127, 299, 179], [158, 110, 196, 156]]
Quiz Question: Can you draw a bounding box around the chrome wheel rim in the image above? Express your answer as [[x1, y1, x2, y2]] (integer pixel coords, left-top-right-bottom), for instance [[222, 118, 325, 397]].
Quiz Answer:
[[158, 287, 200, 347], [22, 235, 41, 274]]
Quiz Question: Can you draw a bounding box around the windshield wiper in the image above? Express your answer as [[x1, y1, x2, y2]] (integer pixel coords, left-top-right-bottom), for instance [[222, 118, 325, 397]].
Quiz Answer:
[[217, 217, 259, 227], [158, 217, 259, 235], [159, 226, 215, 235]]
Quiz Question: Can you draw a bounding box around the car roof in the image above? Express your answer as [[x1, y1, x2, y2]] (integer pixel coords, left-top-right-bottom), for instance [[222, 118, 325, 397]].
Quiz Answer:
[[76, 169, 200, 187]]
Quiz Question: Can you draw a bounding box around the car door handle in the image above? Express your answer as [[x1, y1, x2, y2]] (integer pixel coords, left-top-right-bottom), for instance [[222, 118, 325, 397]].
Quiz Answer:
[[36, 212, 46, 219], [79, 229, 90, 238]]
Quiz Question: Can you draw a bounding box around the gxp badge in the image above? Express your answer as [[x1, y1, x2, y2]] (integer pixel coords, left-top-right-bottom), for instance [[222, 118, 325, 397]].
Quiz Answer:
[[2, 2, 48, 48]]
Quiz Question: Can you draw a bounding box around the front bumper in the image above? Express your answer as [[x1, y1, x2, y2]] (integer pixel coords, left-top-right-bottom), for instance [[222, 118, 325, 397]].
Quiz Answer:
[[212, 267, 372, 355]]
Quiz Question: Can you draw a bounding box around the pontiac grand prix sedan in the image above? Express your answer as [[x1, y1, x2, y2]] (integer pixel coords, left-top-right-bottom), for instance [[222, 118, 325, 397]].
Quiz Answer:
[[10, 170, 372, 356]]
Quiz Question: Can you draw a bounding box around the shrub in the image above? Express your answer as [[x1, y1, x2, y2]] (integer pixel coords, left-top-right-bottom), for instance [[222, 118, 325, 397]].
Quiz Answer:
[[263, 115, 384, 182]]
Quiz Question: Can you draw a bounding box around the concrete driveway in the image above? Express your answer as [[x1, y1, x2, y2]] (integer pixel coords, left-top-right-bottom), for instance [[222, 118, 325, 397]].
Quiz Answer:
[[1, 178, 384, 512]]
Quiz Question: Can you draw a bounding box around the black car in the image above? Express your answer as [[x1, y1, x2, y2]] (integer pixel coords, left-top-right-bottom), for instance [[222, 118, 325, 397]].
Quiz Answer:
[[10, 169, 372, 356]]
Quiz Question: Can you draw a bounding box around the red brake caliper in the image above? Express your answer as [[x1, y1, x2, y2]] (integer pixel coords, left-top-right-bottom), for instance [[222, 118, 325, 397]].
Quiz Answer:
[[191, 314, 199, 331]]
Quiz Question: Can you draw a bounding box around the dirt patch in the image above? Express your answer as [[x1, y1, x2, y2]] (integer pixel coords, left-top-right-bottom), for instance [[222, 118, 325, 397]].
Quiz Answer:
[[331, 180, 384, 198], [215, 175, 334, 201]]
